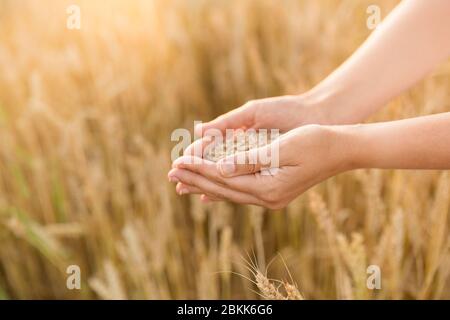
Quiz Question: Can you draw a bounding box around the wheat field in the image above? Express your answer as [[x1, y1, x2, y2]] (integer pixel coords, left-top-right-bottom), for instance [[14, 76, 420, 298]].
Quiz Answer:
[[0, 0, 449, 300]]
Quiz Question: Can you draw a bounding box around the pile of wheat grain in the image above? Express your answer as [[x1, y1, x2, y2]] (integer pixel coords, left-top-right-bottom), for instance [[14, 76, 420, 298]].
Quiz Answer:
[[204, 130, 275, 162]]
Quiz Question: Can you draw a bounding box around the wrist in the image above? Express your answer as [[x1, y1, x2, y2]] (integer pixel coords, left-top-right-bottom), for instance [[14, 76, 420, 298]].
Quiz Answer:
[[296, 87, 348, 126], [326, 124, 366, 172], [297, 81, 375, 126]]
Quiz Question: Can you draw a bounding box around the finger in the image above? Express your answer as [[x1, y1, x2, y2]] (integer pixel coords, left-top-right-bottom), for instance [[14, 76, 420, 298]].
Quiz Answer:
[[168, 168, 264, 206], [200, 194, 222, 203], [172, 155, 264, 194], [217, 140, 283, 178], [173, 155, 217, 170], [173, 155, 223, 180], [195, 106, 252, 137], [183, 135, 215, 158], [176, 182, 202, 195], [176, 182, 222, 201]]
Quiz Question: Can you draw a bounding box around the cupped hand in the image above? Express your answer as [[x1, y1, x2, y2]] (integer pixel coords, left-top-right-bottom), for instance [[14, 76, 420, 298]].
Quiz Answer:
[[194, 95, 323, 137], [183, 94, 325, 159], [168, 125, 352, 209]]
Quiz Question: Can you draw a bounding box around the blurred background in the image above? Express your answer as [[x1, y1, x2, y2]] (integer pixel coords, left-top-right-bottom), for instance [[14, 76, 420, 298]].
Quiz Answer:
[[0, 0, 449, 299]]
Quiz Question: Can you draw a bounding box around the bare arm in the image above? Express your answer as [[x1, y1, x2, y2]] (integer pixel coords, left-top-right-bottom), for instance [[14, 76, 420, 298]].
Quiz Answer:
[[307, 0, 450, 124], [344, 112, 450, 170], [172, 0, 450, 208], [195, 0, 450, 137], [170, 113, 450, 208]]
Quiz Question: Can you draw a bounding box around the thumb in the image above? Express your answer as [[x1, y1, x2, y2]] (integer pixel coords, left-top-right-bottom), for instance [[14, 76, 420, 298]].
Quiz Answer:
[[195, 108, 250, 137], [216, 143, 281, 177]]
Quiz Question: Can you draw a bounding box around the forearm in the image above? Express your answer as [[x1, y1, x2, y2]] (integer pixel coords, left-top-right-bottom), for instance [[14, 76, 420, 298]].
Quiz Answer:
[[339, 112, 450, 170], [304, 0, 450, 125]]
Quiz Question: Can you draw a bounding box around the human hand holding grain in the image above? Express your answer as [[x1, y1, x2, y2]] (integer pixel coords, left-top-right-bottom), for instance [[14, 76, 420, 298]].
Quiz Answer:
[[195, 0, 450, 138], [170, 0, 450, 208], [194, 95, 327, 136], [170, 113, 450, 209], [169, 125, 347, 209]]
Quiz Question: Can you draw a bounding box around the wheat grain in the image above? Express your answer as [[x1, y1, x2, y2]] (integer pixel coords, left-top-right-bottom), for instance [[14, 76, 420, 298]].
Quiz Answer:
[[204, 130, 275, 162]]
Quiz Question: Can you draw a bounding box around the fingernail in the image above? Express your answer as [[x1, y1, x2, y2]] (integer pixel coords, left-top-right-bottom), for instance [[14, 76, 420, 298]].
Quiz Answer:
[[179, 188, 188, 195], [169, 176, 180, 183], [219, 161, 235, 176]]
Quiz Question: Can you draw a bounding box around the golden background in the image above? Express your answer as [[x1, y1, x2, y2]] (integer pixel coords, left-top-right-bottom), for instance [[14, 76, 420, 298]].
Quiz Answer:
[[0, 0, 449, 299]]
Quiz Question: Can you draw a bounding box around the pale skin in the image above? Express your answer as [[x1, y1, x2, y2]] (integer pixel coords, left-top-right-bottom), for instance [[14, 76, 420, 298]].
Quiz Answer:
[[168, 0, 450, 209]]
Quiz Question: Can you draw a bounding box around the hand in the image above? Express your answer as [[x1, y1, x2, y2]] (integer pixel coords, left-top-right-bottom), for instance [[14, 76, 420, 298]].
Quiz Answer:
[[168, 125, 352, 209], [184, 93, 328, 160], [194, 94, 326, 137]]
